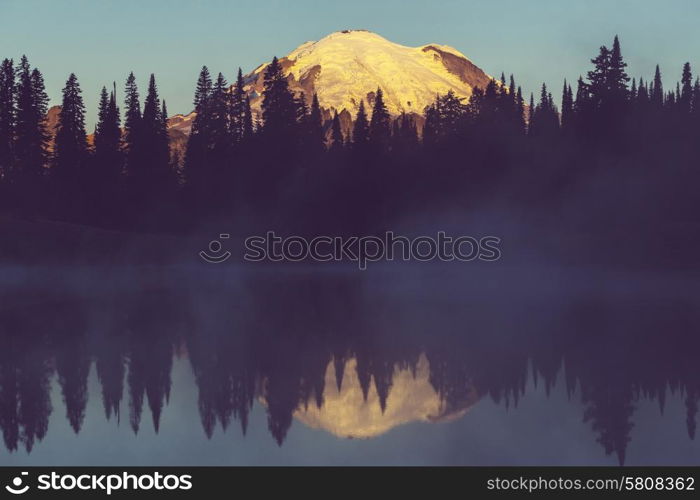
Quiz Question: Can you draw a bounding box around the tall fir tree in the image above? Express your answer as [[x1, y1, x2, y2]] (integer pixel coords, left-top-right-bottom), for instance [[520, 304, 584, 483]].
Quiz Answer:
[[423, 101, 440, 148], [184, 66, 216, 198], [261, 56, 296, 145], [692, 78, 700, 124], [123, 72, 142, 175], [607, 35, 630, 104], [93, 85, 123, 189], [306, 93, 325, 154], [680, 62, 693, 113], [0, 59, 15, 182], [230, 68, 247, 142], [330, 110, 344, 154], [53, 73, 88, 182], [94, 86, 110, 146], [583, 35, 629, 142], [140, 74, 170, 189], [160, 100, 169, 156], [561, 80, 574, 133], [352, 100, 369, 152], [368, 88, 390, 152], [193, 66, 212, 110], [208, 72, 231, 166], [529, 83, 559, 138], [184, 66, 212, 187], [515, 86, 526, 135], [15, 57, 49, 190], [650, 64, 664, 108], [242, 95, 253, 140]]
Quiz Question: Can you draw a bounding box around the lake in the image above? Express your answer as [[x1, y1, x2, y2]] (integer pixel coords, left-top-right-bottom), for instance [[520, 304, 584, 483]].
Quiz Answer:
[[0, 263, 698, 466]]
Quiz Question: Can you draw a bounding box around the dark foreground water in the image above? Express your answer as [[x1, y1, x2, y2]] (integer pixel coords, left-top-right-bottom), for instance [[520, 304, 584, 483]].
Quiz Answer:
[[0, 263, 698, 466]]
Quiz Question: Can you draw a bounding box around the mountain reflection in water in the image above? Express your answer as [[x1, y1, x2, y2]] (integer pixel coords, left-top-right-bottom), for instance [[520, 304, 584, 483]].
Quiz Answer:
[[0, 266, 698, 465]]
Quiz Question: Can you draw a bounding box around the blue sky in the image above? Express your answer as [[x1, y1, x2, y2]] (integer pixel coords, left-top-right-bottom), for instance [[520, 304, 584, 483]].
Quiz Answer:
[[1, 0, 699, 128]]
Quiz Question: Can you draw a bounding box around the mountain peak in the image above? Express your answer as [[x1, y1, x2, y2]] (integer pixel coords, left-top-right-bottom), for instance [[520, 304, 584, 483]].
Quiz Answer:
[[245, 31, 493, 118], [170, 31, 494, 145]]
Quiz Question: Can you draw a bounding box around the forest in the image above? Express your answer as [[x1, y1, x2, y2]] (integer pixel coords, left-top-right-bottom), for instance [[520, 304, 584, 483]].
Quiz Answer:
[[0, 35, 698, 266]]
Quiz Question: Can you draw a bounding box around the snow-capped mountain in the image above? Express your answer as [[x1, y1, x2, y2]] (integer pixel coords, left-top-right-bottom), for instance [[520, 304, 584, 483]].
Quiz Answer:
[[171, 30, 494, 136], [245, 30, 493, 118]]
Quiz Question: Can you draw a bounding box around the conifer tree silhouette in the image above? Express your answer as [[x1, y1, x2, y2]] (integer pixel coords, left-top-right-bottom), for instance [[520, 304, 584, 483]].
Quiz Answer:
[[14, 57, 49, 209], [123, 72, 143, 180], [369, 88, 390, 152], [261, 56, 296, 152], [139, 74, 171, 195], [54, 74, 87, 182], [306, 93, 325, 155], [184, 66, 212, 204], [330, 110, 344, 154], [351, 100, 369, 153], [0, 59, 14, 188], [230, 68, 247, 142]]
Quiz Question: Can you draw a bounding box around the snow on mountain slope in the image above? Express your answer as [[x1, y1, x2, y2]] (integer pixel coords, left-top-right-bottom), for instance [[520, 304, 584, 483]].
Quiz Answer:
[[170, 30, 495, 138], [245, 30, 494, 118]]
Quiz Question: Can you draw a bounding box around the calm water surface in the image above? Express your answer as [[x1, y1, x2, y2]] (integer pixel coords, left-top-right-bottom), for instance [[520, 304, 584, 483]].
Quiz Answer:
[[0, 264, 698, 466]]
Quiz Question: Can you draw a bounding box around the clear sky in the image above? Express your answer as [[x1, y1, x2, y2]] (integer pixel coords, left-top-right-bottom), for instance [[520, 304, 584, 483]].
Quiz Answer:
[[2, 0, 699, 128]]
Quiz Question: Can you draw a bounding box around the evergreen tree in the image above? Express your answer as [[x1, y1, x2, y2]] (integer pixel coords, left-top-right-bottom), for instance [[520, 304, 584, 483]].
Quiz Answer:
[[123, 72, 142, 174], [242, 96, 253, 140], [208, 72, 231, 161], [161, 100, 169, 147], [15, 57, 49, 191], [0, 59, 15, 182], [351, 100, 369, 152], [529, 83, 559, 138], [515, 86, 526, 135], [184, 66, 213, 189], [650, 65, 664, 108], [230, 68, 247, 142], [607, 35, 630, 104], [193, 66, 212, 110], [423, 101, 440, 148], [94, 86, 110, 145], [561, 80, 574, 133], [261, 56, 296, 145], [432, 90, 467, 141], [691, 78, 700, 123], [140, 74, 171, 191], [583, 36, 629, 142], [637, 78, 649, 106], [680, 62, 693, 113], [306, 93, 324, 154], [368, 88, 390, 152], [53, 73, 88, 181], [509, 75, 517, 103], [93, 85, 123, 191], [480, 79, 501, 125], [294, 91, 308, 124], [0, 59, 16, 178], [330, 110, 344, 153]]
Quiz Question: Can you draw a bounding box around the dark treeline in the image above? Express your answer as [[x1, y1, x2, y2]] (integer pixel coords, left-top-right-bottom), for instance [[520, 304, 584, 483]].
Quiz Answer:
[[0, 272, 698, 464], [0, 35, 699, 256], [0, 58, 175, 227]]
